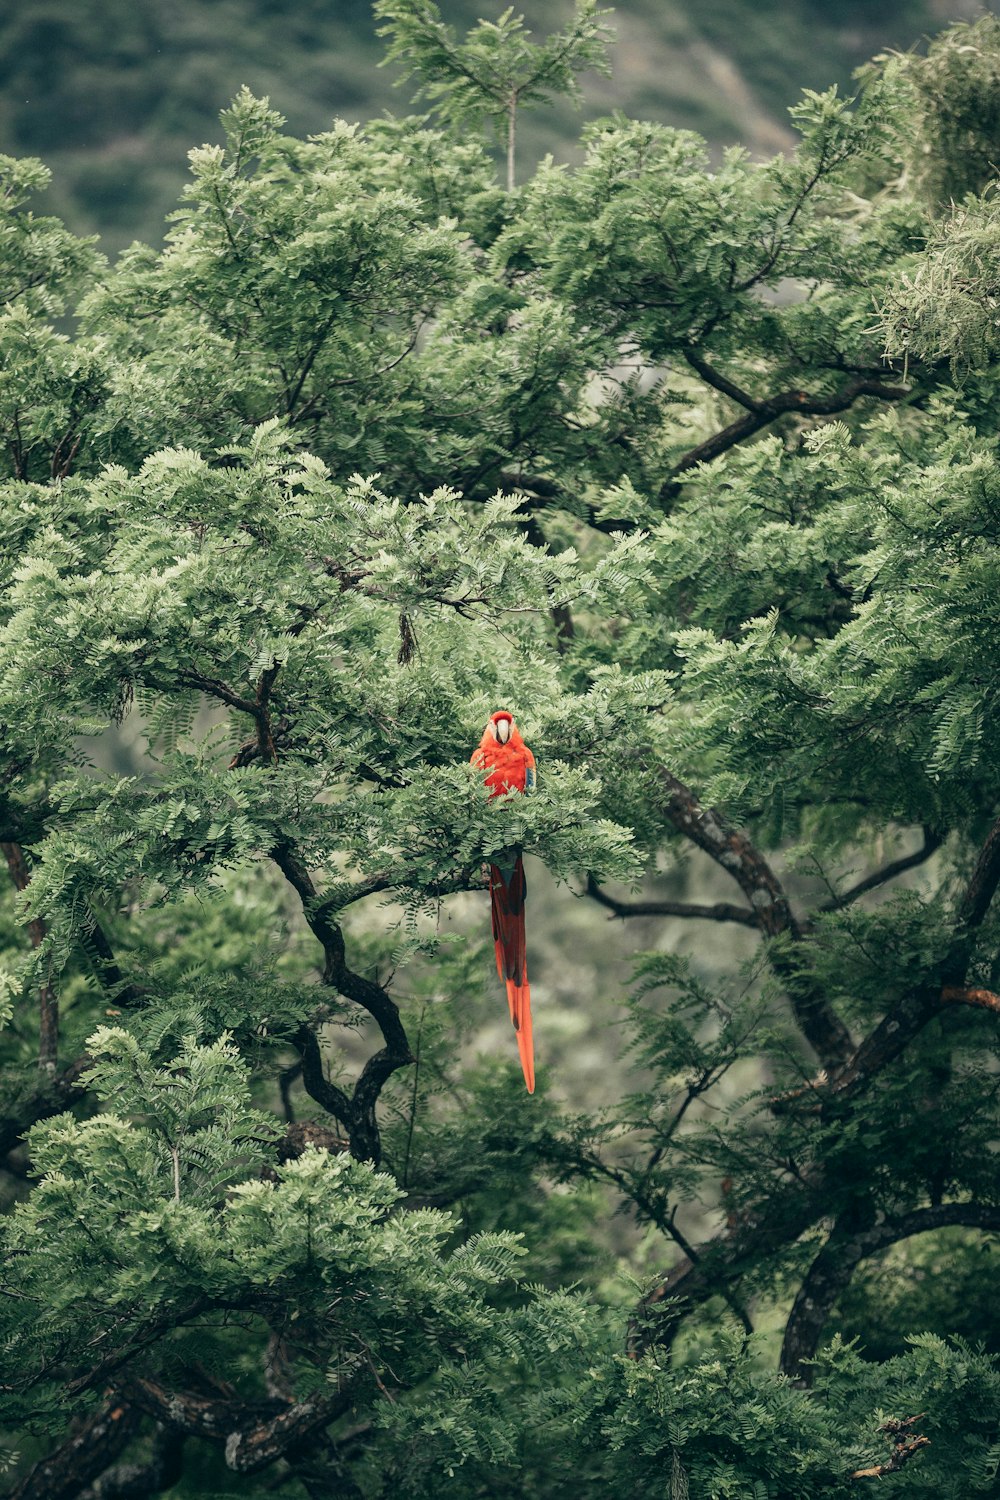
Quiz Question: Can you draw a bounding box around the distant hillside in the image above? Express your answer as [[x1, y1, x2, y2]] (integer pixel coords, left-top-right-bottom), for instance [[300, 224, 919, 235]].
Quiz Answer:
[[0, 0, 993, 253]]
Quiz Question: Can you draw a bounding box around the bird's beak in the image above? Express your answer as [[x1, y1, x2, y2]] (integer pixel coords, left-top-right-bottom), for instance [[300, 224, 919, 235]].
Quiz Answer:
[[496, 718, 510, 743]]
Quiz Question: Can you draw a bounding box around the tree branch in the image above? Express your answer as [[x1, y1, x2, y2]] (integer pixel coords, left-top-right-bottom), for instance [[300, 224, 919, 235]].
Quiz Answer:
[[7, 1399, 141, 1500], [830, 808, 1000, 1099], [940, 985, 1000, 1014], [585, 873, 756, 926], [77, 1425, 185, 1500], [660, 377, 911, 498], [628, 1171, 824, 1355], [127, 1377, 351, 1474], [272, 841, 412, 1164], [656, 768, 854, 1070], [816, 828, 942, 914], [681, 349, 761, 412], [850, 1416, 931, 1480], [780, 1202, 1000, 1383]]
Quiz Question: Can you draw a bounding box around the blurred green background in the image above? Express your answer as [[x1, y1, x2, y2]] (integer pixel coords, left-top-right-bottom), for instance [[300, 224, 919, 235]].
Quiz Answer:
[[2, 0, 995, 257]]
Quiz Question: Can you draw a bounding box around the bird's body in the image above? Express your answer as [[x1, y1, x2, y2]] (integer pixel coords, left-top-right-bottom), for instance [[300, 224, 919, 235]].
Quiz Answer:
[[471, 711, 536, 1093]]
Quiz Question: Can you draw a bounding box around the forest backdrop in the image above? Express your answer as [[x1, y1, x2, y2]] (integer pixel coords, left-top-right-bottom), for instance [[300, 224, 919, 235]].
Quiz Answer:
[[1, 0, 994, 252], [2, 3, 1000, 1498]]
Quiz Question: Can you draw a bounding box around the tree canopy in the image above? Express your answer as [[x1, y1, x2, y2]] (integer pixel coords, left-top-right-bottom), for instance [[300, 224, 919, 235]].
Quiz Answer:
[[2, 7, 1000, 1497]]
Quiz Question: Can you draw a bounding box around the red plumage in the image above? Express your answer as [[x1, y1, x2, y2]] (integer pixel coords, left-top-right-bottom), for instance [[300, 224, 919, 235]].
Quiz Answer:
[[471, 712, 537, 1094]]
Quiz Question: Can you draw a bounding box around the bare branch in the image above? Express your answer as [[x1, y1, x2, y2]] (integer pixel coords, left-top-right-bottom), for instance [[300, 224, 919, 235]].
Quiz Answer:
[[850, 1416, 931, 1481], [660, 376, 911, 498], [585, 873, 756, 926], [816, 828, 942, 914], [940, 985, 1000, 1014], [681, 349, 761, 412]]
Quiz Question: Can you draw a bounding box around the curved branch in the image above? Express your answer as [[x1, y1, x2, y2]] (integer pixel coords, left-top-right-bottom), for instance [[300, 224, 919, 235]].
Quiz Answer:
[[940, 985, 1000, 1014], [831, 807, 1000, 1099], [78, 1426, 185, 1500], [128, 1378, 350, 1475], [628, 1171, 824, 1355], [781, 1202, 1000, 1384], [585, 873, 756, 927], [661, 376, 911, 495], [7, 1399, 141, 1500], [657, 768, 854, 1071], [817, 828, 942, 914], [272, 841, 412, 1164]]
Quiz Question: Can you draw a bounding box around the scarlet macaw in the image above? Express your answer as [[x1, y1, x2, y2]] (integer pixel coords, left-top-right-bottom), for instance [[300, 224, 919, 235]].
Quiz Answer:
[[471, 710, 537, 1093]]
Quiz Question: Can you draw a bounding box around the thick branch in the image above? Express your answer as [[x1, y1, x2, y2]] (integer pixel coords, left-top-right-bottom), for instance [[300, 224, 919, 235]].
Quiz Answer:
[[77, 1426, 185, 1500], [940, 985, 1000, 1014], [292, 1021, 353, 1136], [661, 376, 911, 497], [780, 1203, 1000, 1384], [585, 873, 756, 927], [128, 1378, 350, 1474], [952, 808, 1000, 949], [657, 768, 854, 1070], [8, 1399, 142, 1500], [632, 814, 1000, 1360], [273, 842, 412, 1164]]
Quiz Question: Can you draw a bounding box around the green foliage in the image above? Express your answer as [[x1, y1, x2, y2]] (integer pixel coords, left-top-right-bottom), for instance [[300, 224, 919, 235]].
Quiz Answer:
[[2, 8, 1000, 1498], [873, 15, 1000, 203], [376, 0, 613, 183], [0, 0, 951, 253]]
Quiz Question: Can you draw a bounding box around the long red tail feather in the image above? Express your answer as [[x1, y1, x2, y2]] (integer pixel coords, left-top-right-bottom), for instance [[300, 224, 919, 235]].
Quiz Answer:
[[489, 855, 534, 1093]]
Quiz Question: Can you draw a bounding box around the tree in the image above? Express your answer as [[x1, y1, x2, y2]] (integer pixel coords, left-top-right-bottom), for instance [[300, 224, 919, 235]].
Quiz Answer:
[[2, 7, 1000, 1496]]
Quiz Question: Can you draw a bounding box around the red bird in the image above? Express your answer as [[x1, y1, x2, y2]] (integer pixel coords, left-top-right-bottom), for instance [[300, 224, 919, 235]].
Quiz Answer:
[[471, 711, 537, 1093]]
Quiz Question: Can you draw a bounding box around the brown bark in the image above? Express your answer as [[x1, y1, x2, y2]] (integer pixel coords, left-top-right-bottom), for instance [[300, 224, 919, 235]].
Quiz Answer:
[[77, 1426, 185, 1500], [655, 768, 854, 1071], [128, 1377, 351, 1474], [850, 1416, 930, 1480], [7, 1400, 141, 1500]]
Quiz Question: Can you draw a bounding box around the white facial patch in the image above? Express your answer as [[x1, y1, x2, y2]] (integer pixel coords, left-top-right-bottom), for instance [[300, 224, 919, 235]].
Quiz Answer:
[[488, 721, 499, 741]]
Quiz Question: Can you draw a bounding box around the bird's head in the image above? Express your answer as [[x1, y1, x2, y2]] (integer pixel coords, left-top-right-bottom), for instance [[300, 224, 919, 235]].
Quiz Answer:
[[487, 710, 515, 745]]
